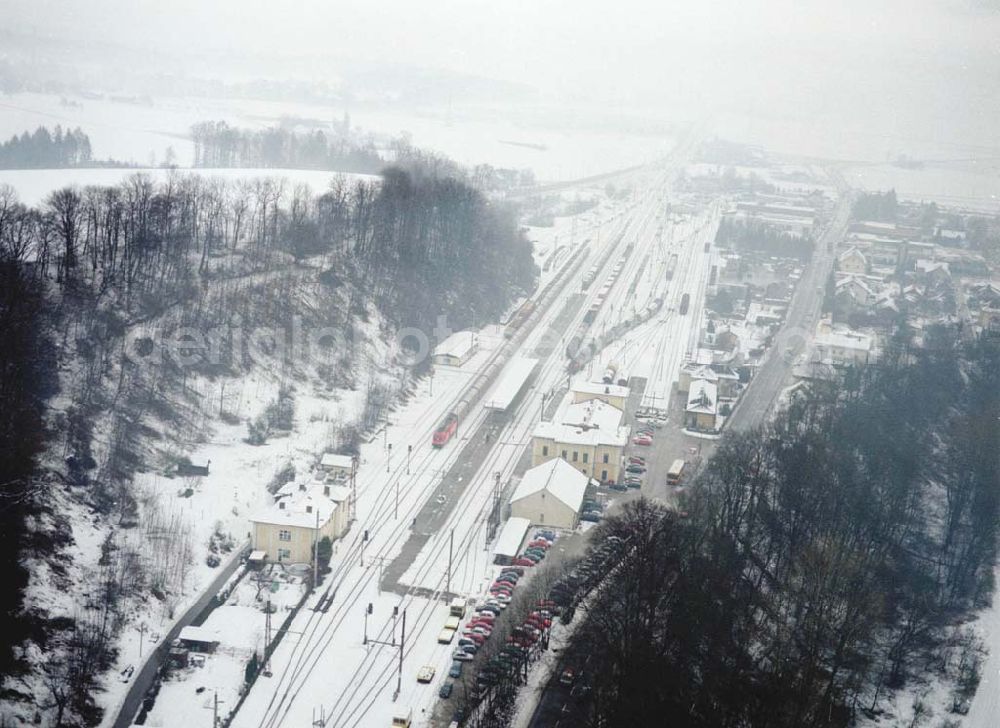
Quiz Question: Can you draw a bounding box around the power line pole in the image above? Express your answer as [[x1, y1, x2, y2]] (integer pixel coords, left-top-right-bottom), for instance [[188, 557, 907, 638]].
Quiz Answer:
[[396, 609, 406, 699], [447, 529, 454, 594], [313, 507, 320, 588]]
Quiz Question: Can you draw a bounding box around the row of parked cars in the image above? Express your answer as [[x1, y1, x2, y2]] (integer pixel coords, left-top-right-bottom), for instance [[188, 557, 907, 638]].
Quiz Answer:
[[447, 530, 561, 703], [510, 529, 556, 567], [608, 454, 647, 492]]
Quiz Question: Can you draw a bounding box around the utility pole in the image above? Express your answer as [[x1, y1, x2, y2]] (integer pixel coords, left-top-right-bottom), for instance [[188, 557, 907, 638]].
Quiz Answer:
[[313, 508, 320, 588], [363, 602, 372, 645], [360, 529, 369, 567], [406, 444, 412, 475], [447, 529, 454, 594], [350, 455, 358, 522], [397, 609, 407, 698], [394, 476, 399, 520], [137, 621, 147, 658], [386, 443, 392, 473], [263, 597, 273, 676]]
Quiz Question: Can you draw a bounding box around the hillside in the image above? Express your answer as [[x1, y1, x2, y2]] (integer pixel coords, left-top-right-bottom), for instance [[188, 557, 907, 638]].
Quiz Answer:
[[0, 161, 535, 726]]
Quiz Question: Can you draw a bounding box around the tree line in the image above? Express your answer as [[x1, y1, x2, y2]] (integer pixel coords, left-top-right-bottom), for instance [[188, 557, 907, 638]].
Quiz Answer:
[[560, 323, 1000, 727], [190, 121, 383, 173], [715, 215, 814, 260], [0, 125, 93, 168]]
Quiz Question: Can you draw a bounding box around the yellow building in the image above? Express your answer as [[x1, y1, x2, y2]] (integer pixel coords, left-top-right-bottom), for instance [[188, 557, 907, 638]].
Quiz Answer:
[[684, 379, 718, 431], [531, 400, 629, 484], [250, 482, 353, 564]]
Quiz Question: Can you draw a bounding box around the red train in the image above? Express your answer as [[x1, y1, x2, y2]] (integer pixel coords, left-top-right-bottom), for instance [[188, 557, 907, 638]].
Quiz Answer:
[[432, 413, 459, 447]]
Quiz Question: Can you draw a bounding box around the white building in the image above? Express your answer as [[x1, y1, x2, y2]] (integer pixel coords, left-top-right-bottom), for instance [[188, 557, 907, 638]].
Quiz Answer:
[[509, 459, 588, 530], [811, 330, 872, 368]]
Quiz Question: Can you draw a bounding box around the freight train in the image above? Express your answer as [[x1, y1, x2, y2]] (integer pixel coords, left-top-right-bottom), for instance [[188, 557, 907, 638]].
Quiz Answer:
[[679, 292, 691, 315], [565, 243, 635, 360], [432, 246, 592, 448]]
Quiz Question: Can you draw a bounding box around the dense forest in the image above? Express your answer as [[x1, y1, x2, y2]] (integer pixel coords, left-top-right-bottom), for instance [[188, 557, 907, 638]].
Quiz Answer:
[[0, 159, 535, 724], [556, 324, 1000, 727], [190, 121, 384, 172], [715, 216, 814, 260], [0, 126, 93, 168]]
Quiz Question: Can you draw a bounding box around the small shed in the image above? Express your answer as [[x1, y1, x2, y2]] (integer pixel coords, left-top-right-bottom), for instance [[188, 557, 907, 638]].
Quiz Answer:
[[493, 517, 531, 565], [177, 625, 219, 653]]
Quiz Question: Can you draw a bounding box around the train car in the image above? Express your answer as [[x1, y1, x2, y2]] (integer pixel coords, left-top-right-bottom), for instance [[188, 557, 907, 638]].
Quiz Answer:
[[616, 370, 629, 387], [679, 293, 691, 315], [602, 362, 618, 384], [432, 413, 459, 447], [666, 254, 678, 281], [583, 303, 600, 324], [503, 300, 535, 339]]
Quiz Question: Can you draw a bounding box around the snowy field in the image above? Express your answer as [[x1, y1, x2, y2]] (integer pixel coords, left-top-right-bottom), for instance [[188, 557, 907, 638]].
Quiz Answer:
[[0, 91, 674, 181]]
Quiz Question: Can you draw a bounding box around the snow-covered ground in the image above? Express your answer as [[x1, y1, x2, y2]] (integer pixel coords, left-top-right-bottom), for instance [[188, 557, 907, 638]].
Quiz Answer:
[[0, 91, 675, 181]]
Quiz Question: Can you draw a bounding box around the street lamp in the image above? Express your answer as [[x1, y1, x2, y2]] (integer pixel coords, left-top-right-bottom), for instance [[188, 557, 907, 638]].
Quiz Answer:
[[363, 602, 373, 645]]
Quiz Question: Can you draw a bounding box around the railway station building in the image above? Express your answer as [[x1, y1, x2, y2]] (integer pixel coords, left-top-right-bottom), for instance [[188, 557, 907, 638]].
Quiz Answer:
[[530, 399, 629, 483]]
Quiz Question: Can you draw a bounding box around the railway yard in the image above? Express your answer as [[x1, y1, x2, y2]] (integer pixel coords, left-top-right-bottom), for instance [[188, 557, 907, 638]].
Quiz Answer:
[[137, 141, 755, 728]]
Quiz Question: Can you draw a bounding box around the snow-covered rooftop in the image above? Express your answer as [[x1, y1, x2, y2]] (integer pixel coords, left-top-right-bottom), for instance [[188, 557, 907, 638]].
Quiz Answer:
[[433, 330, 477, 359], [250, 489, 339, 530], [561, 399, 624, 433], [815, 331, 872, 352], [532, 420, 630, 447], [571, 379, 630, 399], [510, 459, 587, 514], [319, 453, 353, 470], [494, 517, 531, 558], [686, 379, 718, 414]]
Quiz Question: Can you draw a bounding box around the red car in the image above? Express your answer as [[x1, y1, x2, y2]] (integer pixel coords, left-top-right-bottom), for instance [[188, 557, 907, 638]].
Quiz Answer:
[[513, 558, 535, 567], [527, 540, 550, 549], [464, 632, 486, 645], [633, 435, 653, 446]]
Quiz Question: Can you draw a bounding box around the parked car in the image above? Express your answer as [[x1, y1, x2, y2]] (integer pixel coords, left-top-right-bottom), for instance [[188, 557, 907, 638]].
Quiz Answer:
[[559, 668, 576, 686], [513, 557, 535, 567], [503, 566, 526, 576], [439, 682, 454, 699], [625, 463, 646, 474], [633, 435, 653, 446], [449, 661, 464, 678], [535, 530, 557, 541], [581, 511, 601, 522], [453, 650, 474, 662], [628, 456, 646, 465], [608, 481, 628, 491]]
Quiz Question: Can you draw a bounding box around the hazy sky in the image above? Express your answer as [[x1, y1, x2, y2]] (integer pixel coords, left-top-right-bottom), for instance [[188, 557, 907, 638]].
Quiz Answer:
[[12, 0, 999, 97], [6, 0, 999, 159]]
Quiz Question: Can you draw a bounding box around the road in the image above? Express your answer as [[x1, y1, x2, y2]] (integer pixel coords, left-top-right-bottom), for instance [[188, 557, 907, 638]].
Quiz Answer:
[[727, 185, 854, 432], [111, 542, 249, 728]]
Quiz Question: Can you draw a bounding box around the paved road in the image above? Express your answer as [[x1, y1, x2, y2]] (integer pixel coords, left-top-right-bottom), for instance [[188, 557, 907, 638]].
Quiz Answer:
[[111, 542, 249, 728], [727, 188, 855, 432]]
